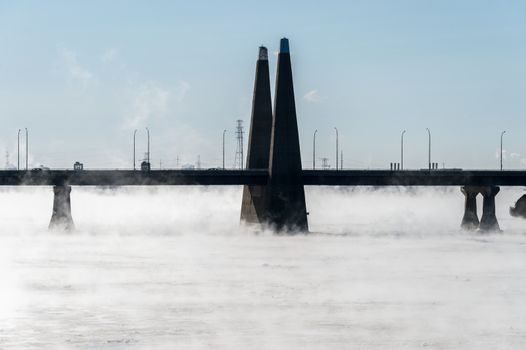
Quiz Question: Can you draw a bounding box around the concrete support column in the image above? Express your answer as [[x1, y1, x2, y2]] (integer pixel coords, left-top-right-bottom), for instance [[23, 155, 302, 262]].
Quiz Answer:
[[266, 38, 308, 232], [240, 39, 308, 232], [460, 186, 480, 230], [479, 186, 500, 232], [49, 185, 74, 231], [241, 46, 273, 226]]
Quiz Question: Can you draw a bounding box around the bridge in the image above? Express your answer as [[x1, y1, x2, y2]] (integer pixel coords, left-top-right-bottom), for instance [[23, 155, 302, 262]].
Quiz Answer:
[[1, 168, 524, 232], [2, 169, 526, 187], [3, 169, 526, 186], [2, 38, 524, 232]]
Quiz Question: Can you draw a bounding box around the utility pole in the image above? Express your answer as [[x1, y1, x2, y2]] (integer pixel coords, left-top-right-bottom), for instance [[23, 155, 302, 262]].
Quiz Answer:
[[17, 129, 21, 170], [334, 127, 339, 171], [222, 129, 227, 169], [341, 150, 343, 170], [25, 128, 28, 171], [500, 130, 506, 171], [133, 129, 137, 170], [426, 128, 431, 171], [313, 129, 317, 169], [145, 127, 150, 165], [401, 130, 406, 170]]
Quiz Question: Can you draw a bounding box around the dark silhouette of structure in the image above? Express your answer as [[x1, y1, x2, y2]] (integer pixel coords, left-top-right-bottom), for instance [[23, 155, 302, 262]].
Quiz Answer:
[[240, 46, 273, 225], [241, 39, 308, 231], [266, 38, 308, 231], [461, 186, 480, 230], [49, 185, 74, 231], [0, 166, 524, 233], [459, 186, 500, 231], [479, 186, 500, 231], [510, 194, 526, 218]]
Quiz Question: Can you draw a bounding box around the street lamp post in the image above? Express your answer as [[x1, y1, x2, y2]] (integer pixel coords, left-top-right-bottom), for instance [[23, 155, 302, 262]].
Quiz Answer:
[[25, 128, 28, 171], [401, 130, 406, 170], [223, 129, 227, 169], [426, 128, 431, 170], [500, 130, 506, 171], [313, 129, 317, 170], [145, 127, 150, 164], [17, 129, 21, 170], [133, 129, 137, 170], [334, 127, 339, 171]]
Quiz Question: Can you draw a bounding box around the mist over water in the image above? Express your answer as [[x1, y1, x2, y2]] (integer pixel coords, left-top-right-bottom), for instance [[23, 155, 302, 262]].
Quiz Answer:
[[1, 186, 526, 349]]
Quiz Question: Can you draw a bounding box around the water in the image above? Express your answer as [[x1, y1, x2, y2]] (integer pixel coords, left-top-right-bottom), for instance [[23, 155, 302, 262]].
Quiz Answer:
[[1, 186, 526, 349]]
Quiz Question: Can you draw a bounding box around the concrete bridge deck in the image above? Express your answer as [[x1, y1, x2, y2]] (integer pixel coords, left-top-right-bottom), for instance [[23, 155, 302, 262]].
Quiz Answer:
[[0, 169, 267, 186], [1, 169, 526, 187], [302, 170, 526, 187]]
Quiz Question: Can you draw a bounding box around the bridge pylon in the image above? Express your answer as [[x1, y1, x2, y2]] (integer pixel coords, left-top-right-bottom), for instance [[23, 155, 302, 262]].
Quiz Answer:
[[240, 46, 273, 225], [241, 39, 308, 232]]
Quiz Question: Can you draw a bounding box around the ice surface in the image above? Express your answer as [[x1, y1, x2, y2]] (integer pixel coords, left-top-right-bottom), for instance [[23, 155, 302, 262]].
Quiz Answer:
[[0, 186, 525, 349]]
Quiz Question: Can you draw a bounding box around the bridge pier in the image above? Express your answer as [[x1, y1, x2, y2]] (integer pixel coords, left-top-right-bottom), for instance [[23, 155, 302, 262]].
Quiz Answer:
[[460, 186, 480, 230], [241, 39, 308, 232], [49, 185, 74, 231], [479, 186, 500, 232]]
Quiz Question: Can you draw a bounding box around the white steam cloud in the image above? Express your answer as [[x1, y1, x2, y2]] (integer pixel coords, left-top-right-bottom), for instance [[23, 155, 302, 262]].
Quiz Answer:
[[58, 48, 94, 88], [124, 80, 189, 128], [0, 186, 525, 349], [101, 48, 118, 63], [303, 89, 323, 103]]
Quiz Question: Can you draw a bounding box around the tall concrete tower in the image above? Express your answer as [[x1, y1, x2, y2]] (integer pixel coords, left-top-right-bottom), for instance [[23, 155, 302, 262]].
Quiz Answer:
[[241, 39, 308, 232], [266, 38, 308, 231], [241, 46, 273, 224]]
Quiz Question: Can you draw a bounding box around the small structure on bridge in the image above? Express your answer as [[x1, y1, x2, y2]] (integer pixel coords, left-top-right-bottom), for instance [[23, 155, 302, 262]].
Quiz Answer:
[[141, 161, 151, 171], [74, 161, 83, 171]]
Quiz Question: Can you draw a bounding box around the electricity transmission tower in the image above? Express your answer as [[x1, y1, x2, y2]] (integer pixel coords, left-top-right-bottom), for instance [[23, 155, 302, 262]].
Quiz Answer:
[[234, 119, 244, 169]]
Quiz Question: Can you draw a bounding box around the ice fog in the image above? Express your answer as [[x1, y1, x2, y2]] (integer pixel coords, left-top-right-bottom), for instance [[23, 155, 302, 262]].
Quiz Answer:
[[1, 186, 526, 349]]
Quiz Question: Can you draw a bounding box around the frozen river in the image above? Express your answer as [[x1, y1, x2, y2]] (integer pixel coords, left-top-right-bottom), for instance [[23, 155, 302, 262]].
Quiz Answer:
[[1, 186, 526, 349]]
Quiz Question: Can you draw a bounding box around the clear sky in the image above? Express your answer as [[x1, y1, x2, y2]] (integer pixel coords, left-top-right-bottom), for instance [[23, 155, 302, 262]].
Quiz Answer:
[[1, 0, 525, 170]]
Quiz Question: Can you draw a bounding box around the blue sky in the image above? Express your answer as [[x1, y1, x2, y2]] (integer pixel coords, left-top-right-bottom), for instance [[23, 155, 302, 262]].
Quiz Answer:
[[1, 0, 525, 169]]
